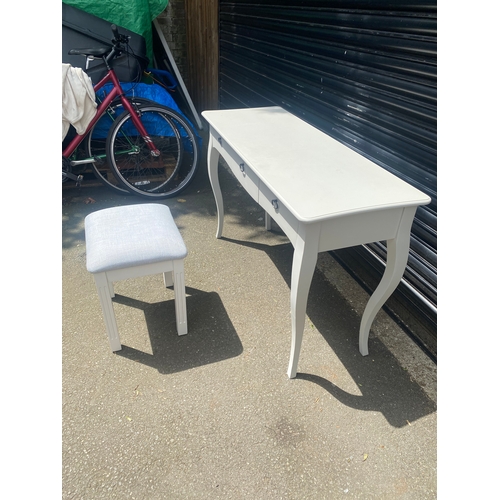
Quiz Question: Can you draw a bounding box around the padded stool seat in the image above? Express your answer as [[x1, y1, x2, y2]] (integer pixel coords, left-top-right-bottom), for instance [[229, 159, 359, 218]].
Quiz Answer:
[[85, 203, 188, 351]]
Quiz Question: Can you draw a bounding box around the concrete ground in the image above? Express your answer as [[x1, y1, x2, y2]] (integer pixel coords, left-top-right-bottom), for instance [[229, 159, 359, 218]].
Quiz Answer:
[[62, 151, 437, 499]]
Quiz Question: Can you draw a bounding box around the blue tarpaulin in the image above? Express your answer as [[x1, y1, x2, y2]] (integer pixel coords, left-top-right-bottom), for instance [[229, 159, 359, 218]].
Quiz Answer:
[[94, 82, 200, 151]]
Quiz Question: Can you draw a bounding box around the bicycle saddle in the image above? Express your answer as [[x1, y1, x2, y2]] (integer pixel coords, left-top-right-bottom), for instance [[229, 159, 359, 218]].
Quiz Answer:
[[68, 47, 110, 58]]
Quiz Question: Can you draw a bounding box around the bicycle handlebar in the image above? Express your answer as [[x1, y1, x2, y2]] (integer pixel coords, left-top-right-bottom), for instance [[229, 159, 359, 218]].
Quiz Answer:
[[111, 24, 119, 39], [110, 24, 130, 46]]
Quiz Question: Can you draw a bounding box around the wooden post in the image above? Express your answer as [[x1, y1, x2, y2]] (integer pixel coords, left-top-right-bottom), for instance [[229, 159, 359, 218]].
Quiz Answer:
[[185, 0, 219, 112]]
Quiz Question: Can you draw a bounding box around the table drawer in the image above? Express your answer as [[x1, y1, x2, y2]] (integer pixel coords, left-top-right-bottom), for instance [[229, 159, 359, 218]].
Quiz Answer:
[[214, 137, 259, 202], [258, 183, 299, 243]]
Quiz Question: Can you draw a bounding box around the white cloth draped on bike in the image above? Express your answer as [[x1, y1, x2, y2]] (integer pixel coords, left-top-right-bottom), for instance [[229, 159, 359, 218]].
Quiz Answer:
[[62, 63, 97, 141]]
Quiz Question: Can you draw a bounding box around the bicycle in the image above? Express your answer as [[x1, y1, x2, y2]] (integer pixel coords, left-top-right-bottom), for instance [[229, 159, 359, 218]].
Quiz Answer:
[[62, 25, 199, 199]]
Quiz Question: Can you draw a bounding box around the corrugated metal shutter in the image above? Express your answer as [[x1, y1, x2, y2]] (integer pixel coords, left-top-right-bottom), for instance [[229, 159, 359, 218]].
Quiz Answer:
[[218, 0, 437, 357]]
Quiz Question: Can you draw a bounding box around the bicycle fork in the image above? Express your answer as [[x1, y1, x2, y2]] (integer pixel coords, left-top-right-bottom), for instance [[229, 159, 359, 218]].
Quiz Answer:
[[125, 105, 162, 157], [141, 134, 161, 156]]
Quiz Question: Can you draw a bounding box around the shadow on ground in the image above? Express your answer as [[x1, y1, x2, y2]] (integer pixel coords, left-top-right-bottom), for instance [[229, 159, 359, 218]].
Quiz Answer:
[[220, 236, 436, 429], [111, 287, 243, 374]]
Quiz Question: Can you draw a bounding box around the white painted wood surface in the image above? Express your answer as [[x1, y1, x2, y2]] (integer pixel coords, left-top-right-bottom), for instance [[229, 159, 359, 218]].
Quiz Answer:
[[203, 106, 431, 378]]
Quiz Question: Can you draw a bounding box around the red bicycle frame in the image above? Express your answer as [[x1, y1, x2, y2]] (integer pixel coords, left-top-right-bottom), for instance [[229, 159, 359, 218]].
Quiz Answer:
[[62, 66, 159, 159]]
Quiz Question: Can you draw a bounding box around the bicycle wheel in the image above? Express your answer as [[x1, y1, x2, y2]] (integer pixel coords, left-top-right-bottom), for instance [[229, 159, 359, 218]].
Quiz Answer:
[[106, 104, 199, 199], [85, 99, 135, 194]]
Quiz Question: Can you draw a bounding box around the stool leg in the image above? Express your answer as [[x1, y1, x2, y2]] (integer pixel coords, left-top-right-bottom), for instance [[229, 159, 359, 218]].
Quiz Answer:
[[163, 271, 174, 288], [93, 272, 122, 351], [172, 260, 187, 335]]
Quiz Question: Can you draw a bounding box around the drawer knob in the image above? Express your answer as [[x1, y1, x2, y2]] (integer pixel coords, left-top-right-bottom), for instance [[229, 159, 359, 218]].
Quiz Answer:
[[239, 163, 245, 172], [271, 199, 279, 210], [218, 137, 222, 146]]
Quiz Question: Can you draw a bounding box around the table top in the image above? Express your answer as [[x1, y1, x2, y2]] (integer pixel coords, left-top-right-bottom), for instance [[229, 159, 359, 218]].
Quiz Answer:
[[202, 106, 431, 223]]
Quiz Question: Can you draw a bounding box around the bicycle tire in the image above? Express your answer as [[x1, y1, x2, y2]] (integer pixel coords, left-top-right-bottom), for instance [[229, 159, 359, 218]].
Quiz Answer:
[[85, 99, 144, 194], [106, 103, 199, 199]]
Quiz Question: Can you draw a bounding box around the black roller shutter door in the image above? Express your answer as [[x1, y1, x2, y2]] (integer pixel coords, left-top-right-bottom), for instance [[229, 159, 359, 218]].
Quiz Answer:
[[218, 0, 437, 358]]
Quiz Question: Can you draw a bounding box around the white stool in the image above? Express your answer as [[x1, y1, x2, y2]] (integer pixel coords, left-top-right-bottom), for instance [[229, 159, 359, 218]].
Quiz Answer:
[[85, 203, 188, 351]]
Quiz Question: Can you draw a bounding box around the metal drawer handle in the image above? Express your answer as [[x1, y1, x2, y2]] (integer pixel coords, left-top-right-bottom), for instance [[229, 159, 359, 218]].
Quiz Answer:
[[271, 199, 279, 210], [239, 163, 245, 172]]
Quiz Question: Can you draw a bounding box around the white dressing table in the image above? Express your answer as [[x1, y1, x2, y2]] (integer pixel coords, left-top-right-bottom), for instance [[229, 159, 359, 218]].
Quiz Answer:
[[202, 106, 431, 378]]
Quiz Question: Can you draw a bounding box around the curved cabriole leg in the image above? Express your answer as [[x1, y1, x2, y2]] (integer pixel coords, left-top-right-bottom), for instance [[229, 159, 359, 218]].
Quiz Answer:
[[358, 207, 417, 356], [287, 225, 320, 379], [207, 134, 224, 239]]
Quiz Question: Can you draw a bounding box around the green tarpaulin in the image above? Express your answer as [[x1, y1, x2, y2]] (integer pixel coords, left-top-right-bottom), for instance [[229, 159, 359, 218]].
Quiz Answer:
[[62, 0, 169, 63]]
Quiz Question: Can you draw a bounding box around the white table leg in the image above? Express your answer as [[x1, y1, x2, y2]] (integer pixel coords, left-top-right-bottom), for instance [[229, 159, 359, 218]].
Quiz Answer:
[[358, 206, 417, 355], [207, 133, 225, 239], [265, 212, 272, 231], [163, 271, 173, 288], [173, 259, 188, 336], [93, 272, 122, 352], [287, 224, 320, 379]]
